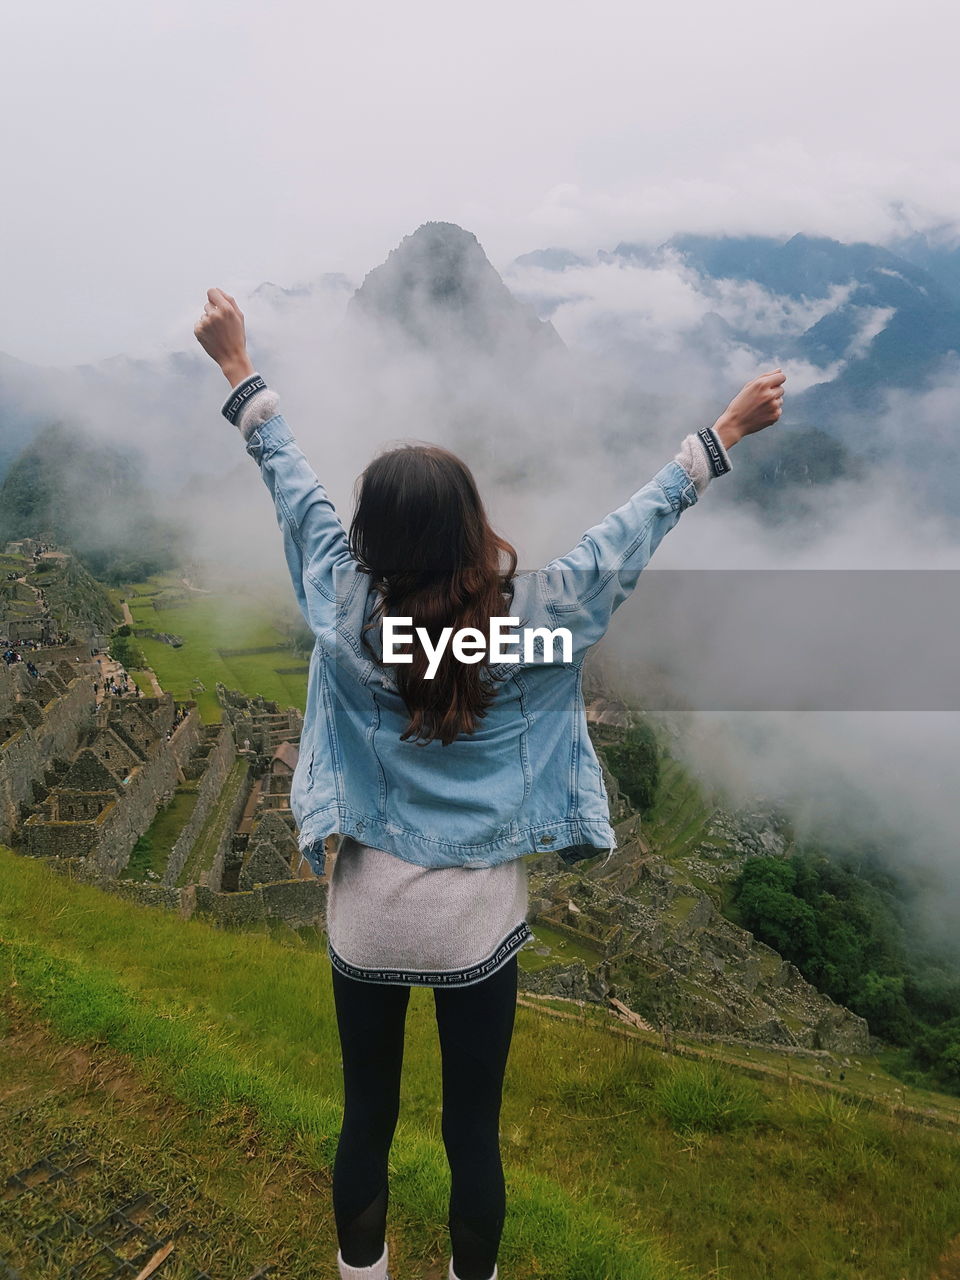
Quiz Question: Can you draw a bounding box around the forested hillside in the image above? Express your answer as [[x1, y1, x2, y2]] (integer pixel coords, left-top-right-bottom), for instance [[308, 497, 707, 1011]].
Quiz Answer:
[[0, 421, 182, 583], [731, 843, 960, 1094]]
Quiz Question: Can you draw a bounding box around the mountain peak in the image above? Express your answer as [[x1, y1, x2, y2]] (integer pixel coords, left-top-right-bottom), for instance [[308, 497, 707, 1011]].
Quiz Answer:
[[348, 221, 562, 357]]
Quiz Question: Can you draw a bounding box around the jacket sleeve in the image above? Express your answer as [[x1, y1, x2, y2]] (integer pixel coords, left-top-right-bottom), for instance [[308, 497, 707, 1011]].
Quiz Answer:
[[538, 427, 732, 658], [221, 372, 356, 635]]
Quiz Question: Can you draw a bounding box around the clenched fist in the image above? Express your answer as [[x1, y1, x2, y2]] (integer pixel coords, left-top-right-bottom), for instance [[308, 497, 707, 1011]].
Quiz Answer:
[[713, 369, 786, 448], [194, 287, 255, 386]]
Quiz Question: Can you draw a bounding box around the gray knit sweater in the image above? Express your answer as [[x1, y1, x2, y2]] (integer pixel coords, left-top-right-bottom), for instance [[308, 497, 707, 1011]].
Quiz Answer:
[[326, 835, 533, 987]]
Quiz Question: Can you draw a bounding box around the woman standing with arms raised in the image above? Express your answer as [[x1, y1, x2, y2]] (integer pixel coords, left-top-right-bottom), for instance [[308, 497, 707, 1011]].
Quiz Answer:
[[195, 286, 784, 1280]]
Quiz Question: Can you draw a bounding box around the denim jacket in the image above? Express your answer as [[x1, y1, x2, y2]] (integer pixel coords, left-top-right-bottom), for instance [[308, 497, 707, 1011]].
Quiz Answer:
[[221, 374, 731, 877]]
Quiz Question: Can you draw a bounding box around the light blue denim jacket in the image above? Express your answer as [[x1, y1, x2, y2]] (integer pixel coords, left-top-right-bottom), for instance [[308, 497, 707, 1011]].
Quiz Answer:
[[221, 373, 731, 877]]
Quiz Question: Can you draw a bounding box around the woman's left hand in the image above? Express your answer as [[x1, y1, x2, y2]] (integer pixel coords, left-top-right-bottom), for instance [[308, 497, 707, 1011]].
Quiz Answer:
[[194, 287, 254, 385]]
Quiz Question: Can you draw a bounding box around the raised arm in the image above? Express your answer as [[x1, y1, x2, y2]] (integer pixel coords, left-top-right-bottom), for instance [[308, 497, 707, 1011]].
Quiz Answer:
[[540, 371, 785, 657], [194, 288, 355, 636]]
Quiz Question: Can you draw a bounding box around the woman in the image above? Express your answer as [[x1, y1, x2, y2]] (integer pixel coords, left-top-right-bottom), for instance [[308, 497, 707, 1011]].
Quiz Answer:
[[195, 286, 784, 1280]]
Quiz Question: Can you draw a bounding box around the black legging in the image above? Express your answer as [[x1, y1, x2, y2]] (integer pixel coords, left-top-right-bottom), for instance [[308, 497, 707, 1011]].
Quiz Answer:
[[331, 954, 518, 1280]]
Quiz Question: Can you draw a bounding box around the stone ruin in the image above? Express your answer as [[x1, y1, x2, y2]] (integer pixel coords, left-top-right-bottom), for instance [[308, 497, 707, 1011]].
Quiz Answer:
[[238, 810, 299, 891], [1, 548, 59, 645], [0, 657, 93, 846], [20, 690, 199, 875], [48, 686, 326, 931], [516, 673, 872, 1055], [0, 552, 326, 934], [216, 682, 303, 757]]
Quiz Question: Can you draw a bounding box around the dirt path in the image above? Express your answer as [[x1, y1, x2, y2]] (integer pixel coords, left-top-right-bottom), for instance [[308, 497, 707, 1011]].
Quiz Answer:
[[93, 651, 163, 703], [112, 598, 164, 697]]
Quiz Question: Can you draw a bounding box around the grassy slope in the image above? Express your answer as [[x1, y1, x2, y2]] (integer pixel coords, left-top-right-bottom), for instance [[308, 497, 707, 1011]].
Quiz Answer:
[[6, 570, 959, 1276], [113, 573, 309, 723], [640, 755, 729, 868], [0, 1003, 295, 1280], [3, 847, 960, 1280]]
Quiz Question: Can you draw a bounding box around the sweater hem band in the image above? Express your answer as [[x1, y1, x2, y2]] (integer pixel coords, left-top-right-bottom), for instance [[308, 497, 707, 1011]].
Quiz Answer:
[[327, 920, 533, 987]]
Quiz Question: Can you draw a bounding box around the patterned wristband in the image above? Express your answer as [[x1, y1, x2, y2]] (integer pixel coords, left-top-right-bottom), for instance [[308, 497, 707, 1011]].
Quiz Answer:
[[221, 373, 268, 426], [696, 425, 732, 478]]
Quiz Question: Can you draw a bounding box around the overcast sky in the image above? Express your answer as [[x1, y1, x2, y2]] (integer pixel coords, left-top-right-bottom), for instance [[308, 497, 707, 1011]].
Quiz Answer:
[[3, 0, 958, 365]]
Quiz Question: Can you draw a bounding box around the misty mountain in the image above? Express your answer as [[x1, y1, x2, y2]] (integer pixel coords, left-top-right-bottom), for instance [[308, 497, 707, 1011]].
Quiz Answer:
[[0, 351, 76, 482], [666, 233, 960, 415], [519, 230, 960, 409], [886, 224, 960, 306], [348, 221, 563, 362], [2, 221, 958, 525], [511, 247, 591, 273], [252, 274, 354, 306], [0, 421, 182, 583], [631, 231, 937, 300], [507, 229, 960, 516], [515, 231, 960, 413]]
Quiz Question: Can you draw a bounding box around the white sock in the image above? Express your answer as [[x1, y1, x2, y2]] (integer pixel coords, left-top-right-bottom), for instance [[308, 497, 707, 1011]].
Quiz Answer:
[[448, 1260, 497, 1280], [337, 1241, 389, 1280]]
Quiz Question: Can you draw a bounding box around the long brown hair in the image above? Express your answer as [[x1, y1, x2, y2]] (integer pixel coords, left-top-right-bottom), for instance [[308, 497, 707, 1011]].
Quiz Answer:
[[348, 443, 518, 746]]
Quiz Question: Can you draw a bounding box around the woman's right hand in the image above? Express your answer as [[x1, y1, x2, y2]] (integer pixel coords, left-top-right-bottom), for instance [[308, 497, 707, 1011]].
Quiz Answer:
[[194, 287, 255, 387], [713, 369, 786, 448]]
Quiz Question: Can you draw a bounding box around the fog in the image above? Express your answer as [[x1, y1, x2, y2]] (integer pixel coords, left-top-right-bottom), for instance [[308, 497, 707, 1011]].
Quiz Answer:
[[3, 0, 959, 364]]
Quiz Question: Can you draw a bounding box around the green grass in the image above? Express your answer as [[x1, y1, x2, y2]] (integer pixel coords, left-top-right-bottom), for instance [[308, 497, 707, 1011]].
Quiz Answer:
[[176, 757, 249, 887], [520, 920, 606, 971], [116, 574, 309, 723], [0, 1094, 274, 1280], [642, 756, 728, 867], [120, 782, 201, 881], [125, 666, 155, 694], [0, 553, 31, 572], [661, 894, 700, 926], [650, 1062, 766, 1134], [4, 846, 960, 1279], [0, 847, 682, 1280]]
